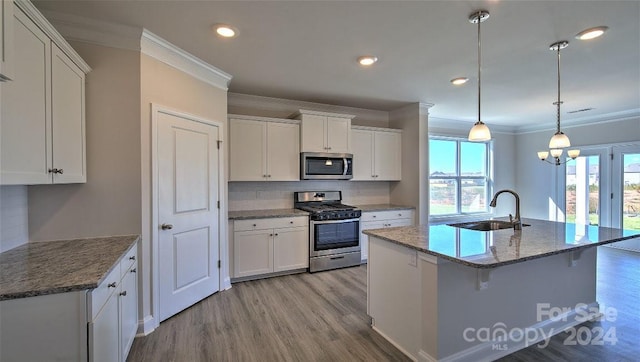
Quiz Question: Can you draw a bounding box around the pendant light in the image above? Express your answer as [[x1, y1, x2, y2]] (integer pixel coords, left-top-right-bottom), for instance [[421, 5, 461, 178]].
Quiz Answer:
[[537, 41, 580, 165], [467, 10, 492, 142]]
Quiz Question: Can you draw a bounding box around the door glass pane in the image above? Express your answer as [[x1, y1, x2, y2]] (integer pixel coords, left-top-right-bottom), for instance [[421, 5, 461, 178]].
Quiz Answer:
[[430, 179, 457, 215], [429, 139, 456, 175], [461, 179, 487, 213], [623, 153, 640, 230], [461, 142, 487, 176], [566, 155, 600, 225]]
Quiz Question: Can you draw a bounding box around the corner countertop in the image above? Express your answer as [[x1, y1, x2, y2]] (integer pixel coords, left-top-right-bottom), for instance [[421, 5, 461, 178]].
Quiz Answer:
[[0, 235, 140, 301], [363, 218, 640, 269], [228, 208, 309, 220], [356, 204, 415, 212]]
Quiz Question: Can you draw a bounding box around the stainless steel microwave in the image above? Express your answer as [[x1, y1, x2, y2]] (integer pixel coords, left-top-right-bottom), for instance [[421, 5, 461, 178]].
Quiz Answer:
[[300, 152, 353, 180]]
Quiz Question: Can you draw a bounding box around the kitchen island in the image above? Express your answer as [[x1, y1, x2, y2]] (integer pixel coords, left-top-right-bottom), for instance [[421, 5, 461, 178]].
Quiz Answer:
[[364, 218, 639, 361]]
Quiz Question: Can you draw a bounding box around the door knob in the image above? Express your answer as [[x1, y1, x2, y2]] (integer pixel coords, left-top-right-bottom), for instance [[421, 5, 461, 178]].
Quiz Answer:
[[161, 223, 173, 230]]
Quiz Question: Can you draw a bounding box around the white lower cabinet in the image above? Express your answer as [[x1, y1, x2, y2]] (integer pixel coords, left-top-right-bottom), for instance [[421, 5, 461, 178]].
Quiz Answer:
[[360, 209, 414, 261], [89, 244, 138, 362], [232, 216, 309, 279], [0, 242, 138, 362]]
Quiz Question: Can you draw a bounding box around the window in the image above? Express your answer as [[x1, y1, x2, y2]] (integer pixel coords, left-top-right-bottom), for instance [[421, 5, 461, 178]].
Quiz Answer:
[[429, 137, 491, 217]]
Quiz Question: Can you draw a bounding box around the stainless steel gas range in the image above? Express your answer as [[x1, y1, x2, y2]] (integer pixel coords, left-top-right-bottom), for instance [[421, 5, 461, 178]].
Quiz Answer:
[[294, 191, 362, 272]]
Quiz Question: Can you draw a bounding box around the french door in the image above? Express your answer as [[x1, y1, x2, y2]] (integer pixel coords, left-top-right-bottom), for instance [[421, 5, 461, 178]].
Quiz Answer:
[[612, 145, 640, 232]]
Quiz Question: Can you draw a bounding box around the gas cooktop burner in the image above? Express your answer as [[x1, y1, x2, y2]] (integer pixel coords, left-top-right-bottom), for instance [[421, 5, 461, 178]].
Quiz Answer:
[[293, 191, 361, 221]]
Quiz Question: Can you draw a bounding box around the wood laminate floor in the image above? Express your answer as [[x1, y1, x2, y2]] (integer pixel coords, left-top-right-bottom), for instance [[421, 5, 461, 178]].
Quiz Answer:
[[128, 246, 639, 362]]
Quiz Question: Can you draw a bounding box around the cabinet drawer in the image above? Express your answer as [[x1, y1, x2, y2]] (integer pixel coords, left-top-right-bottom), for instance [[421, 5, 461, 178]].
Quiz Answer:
[[361, 209, 414, 222], [90, 264, 120, 320], [234, 216, 307, 231], [120, 245, 138, 278]]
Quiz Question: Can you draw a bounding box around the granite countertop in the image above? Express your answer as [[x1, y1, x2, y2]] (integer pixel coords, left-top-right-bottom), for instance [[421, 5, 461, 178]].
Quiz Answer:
[[364, 218, 640, 269], [0, 235, 140, 301], [229, 208, 309, 220], [356, 204, 415, 212]]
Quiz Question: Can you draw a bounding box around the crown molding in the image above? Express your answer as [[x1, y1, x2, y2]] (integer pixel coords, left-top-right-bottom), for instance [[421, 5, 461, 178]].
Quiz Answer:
[[515, 108, 640, 134], [228, 93, 390, 124], [16, 1, 91, 72], [38, 8, 143, 51], [428, 117, 516, 135], [227, 113, 300, 125], [140, 30, 232, 91], [352, 125, 402, 133]]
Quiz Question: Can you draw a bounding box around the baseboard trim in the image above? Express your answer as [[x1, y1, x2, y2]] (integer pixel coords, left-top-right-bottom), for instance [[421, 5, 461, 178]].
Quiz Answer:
[[222, 277, 232, 290], [136, 315, 156, 337], [230, 268, 308, 283], [372, 325, 417, 361]]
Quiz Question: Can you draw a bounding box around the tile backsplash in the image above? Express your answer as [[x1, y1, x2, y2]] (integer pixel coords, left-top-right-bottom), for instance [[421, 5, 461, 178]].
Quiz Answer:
[[229, 181, 390, 211], [0, 186, 29, 252]]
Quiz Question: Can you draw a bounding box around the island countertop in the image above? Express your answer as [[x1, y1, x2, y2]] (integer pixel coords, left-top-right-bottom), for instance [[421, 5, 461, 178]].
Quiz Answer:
[[0, 235, 140, 301], [363, 218, 639, 269]]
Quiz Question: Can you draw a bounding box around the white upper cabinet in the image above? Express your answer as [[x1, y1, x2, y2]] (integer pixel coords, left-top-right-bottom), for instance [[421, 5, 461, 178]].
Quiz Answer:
[[352, 126, 402, 181], [0, 2, 90, 185], [294, 109, 354, 154], [229, 115, 300, 181], [0, 0, 14, 81]]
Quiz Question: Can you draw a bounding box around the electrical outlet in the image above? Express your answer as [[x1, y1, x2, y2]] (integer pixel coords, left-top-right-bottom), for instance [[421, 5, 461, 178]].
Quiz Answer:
[[408, 252, 417, 267]]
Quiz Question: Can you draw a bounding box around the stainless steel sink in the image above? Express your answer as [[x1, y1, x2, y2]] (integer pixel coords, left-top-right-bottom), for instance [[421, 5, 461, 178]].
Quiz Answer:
[[448, 220, 531, 231]]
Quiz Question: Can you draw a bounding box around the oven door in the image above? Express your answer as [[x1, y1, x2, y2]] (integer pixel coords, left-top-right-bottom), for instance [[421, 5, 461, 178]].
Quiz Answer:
[[310, 218, 360, 257]]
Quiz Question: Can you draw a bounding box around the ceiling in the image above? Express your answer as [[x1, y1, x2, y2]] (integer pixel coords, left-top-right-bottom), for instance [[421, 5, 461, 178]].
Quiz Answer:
[[33, 0, 640, 131]]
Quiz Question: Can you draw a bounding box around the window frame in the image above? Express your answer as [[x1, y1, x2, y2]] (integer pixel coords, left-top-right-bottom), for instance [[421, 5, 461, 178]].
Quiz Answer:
[[428, 136, 493, 221]]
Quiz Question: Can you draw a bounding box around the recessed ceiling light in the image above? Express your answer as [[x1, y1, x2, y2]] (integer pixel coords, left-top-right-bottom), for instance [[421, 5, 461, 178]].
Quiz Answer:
[[213, 24, 238, 38], [357, 56, 378, 66], [450, 77, 469, 85], [575, 26, 608, 40]]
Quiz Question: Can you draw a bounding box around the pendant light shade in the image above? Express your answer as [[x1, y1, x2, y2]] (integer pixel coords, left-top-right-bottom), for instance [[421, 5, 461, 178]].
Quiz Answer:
[[467, 10, 492, 142], [469, 121, 491, 141], [549, 132, 571, 148]]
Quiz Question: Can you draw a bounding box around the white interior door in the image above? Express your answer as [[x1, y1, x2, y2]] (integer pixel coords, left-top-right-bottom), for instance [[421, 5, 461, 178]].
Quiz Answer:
[[157, 110, 220, 322]]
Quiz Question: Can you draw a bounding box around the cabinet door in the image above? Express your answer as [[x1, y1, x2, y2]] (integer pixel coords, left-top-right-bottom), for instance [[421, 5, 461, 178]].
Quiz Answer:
[[359, 221, 386, 262], [89, 292, 120, 362], [51, 44, 86, 183], [0, 0, 14, 81], [229, 119, 266, 181], [119, 266, 138, 361], [234, 229, 273, 278], [351, 129, 374, 180], [267, 122, 299, 181], [273, 227, 308, 272], [1, 6, 51, 185], [326, 117, 351, 153], [374, 131, 401, 181], [299, 114, 326, 152]]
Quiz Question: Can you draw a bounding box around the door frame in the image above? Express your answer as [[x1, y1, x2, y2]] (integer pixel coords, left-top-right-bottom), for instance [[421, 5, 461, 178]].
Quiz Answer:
[[150, 104, 226, 329]]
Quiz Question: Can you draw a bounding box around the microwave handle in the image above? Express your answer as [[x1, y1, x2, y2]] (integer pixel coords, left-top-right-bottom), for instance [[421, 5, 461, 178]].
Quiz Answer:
[[343, 158, 348, 175]]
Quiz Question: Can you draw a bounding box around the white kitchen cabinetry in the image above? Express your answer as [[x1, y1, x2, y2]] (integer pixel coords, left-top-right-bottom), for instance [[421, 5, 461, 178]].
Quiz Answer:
[[360, 209, 414, 261], [0, 242, 138, 362], [352, 126, 402, 181], [229, 115, 299, 181], [89, 243, 138, 362], [0, 0, 14, 81], [232, 216, 308, 279], [0, 1, 89, 185], [294, 109, 354, 154]]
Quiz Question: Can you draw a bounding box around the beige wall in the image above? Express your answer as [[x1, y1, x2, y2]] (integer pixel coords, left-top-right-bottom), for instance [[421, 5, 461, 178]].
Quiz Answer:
[[140, 53, 228, 331], [28, 42, 142, 241], [389, 103, 430, 224]]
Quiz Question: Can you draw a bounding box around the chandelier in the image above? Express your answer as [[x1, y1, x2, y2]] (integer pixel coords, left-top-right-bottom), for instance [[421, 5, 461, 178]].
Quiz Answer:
[[537, 41, 580, 165]]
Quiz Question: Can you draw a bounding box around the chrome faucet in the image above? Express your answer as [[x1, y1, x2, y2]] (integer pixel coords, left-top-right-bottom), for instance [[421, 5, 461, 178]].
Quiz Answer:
[[489, 189, 522, 230]]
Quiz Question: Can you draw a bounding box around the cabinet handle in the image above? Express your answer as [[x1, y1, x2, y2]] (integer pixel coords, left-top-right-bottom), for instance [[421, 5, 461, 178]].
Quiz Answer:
[[253, 224, 257, 227], [119, 291, 127, 297], [275, 233, 278, 236], [108, 282, 116, 288], [57, 169, 64, 174], [372, 215, 376, 218], [290, 221, 294, 224], [267, 175, 271, 178], [129, 255, 136, 261], [398, 213, 402, 217], [131, 268, 137, 273], [270, 234, 273, 237], [263, 175, 267, 178]]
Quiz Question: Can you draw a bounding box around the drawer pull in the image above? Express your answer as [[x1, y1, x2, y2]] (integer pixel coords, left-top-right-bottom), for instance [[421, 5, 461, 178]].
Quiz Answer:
[[372, 215, 376, 218], [290, 221, 294, 224], [253, 224, 257, 227], [107, 282, 116, 288], [330, 256, 345, 260], [119, 291, 127, 297]]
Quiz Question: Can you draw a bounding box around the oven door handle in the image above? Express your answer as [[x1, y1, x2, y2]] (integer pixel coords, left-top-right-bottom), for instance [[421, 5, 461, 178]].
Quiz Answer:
[[311, 218, 360, 226]]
